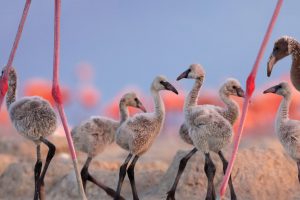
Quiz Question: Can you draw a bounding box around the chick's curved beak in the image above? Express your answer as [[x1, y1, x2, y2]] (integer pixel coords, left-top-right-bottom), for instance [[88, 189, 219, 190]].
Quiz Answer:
[[236, 88, 245, 98], [161, 81, 178, 94], [263, 85, 280, 94], [176, 69, 191, 81], [137, 100, 147, 113]]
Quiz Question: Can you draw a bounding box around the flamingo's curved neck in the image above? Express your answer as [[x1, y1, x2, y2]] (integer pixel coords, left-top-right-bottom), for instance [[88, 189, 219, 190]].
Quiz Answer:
[[289, 39, 300, 91], [220, 91, 239, 125], [276, 95, 291, 128], [151, 88, 164, 118], [119, 101, 129, 124], [184, 78, 203, 110], [289, 39, 300, 60]]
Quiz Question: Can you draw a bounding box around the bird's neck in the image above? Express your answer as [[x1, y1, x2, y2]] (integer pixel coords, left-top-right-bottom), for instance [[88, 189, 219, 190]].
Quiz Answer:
[[119, 101, 129, 124], [6, 70, 17, 109], [289, 38, 300, 60], [290, 39, 300, 91], [220, 92, 239, 125], [110, 121, 119, 143], [151, 88, 165, 117], [184, 78, 203, 109], [276, 96, 291, 126]]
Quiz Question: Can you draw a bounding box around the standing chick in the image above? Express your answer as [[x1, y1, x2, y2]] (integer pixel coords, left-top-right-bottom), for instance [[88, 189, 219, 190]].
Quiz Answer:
[[5, 67, 57, 200], [168, 64, 244, 200], [264, 82, 300, 182], [71, 92, 146, 199], [114, 76, 178, 200]]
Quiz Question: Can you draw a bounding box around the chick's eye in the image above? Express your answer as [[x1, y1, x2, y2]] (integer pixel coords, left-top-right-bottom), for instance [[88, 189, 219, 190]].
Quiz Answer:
[[134, 98, 138, 102], [274, 46, 279, 51], [232, 86, 237, 89]]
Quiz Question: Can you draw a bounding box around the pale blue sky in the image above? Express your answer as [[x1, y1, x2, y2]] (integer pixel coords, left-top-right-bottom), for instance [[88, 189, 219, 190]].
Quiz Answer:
[[0, 0, 299, 105]]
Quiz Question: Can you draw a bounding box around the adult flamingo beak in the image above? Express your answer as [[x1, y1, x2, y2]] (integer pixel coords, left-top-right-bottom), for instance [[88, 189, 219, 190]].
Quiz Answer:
[[176, 69, 191, 81]]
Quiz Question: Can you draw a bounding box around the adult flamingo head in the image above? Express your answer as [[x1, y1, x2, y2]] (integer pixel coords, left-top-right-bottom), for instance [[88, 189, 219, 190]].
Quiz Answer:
[[267, 36, 292, 77], [176, 63, 205, 81]]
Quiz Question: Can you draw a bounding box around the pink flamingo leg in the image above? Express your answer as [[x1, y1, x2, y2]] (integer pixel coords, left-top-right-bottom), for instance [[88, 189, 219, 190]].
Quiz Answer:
[[52, 1, 86, 199], [219, 0, 284, 198], [0, 0, 31, 110]]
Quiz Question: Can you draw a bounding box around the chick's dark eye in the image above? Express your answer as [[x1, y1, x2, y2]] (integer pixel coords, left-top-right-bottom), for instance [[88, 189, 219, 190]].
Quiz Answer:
[[274, 46, 279, 51], [134, 98, 138, 101], [232, 86, 237, 89]]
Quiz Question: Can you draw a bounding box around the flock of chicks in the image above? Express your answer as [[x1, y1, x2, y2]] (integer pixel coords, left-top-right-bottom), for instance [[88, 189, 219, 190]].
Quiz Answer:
[[1, 35, 300, 200]]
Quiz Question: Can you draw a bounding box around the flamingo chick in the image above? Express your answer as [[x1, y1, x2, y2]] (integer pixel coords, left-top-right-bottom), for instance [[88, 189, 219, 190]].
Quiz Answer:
[[4, 67, 57, 200], [169, 64, 244, 200], [267, 36, 300, 91], [71, 92, 146, 199], [114, 75, 178, 200], [264, 82, 300, 182]]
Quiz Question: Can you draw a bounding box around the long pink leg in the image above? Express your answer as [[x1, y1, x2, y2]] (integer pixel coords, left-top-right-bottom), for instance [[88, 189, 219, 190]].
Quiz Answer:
[[0, 0, 31, 109], [52, 1, 86, 199], [219, 0, 284, 199]]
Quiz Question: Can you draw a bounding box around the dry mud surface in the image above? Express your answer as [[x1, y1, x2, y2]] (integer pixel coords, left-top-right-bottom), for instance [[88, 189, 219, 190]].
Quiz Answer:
[[0, 133, 299, 200]]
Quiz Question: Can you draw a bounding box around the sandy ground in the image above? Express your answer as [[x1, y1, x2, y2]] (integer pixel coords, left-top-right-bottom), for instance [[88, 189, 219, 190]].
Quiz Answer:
[[0, 129, 299, 200]]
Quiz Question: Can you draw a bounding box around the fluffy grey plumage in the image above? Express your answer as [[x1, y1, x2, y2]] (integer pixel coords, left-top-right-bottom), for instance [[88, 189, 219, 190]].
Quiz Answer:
[[264, 82, 300, 161], [4, 67, 59, 200], [166, 64, 241, 200], [72, 117, 119, 157], [6, 68, 57, 143], [116, 75, 178, 156], [188, 109, 233, 153], [177, 64, 244, 153], [187, 78, 243, 153], [71, 92, 146, 158], [178, 64, 205, 145], [179, 123, 193, 145]]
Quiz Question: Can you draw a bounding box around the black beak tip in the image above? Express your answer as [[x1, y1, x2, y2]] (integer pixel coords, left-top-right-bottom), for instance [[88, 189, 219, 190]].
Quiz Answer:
[[176, 77, 182, 81], [139, 106, 147, 113], [263, 89, 273, 94]]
